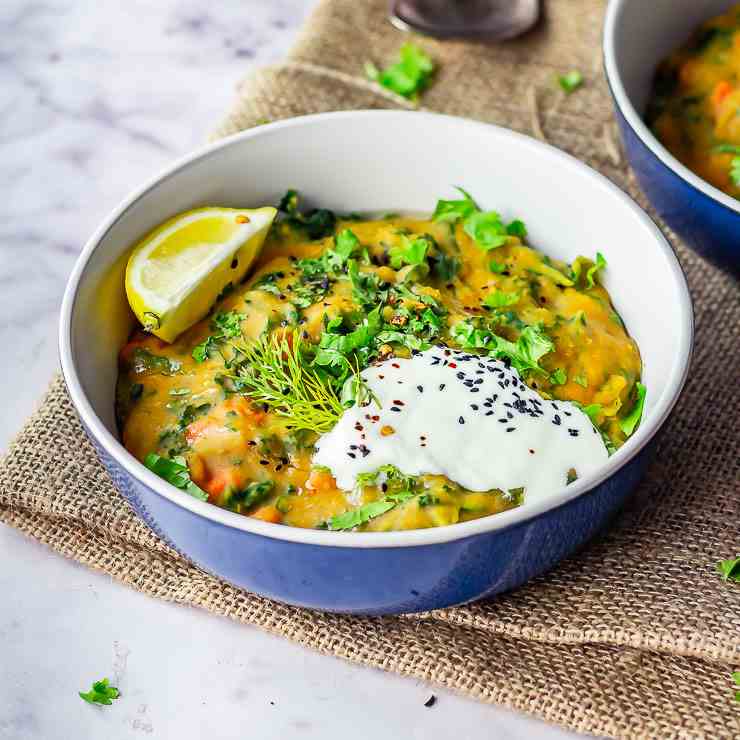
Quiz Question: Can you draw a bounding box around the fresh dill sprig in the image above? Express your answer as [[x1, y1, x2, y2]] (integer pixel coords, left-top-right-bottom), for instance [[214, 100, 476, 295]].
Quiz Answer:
[[227, 330, 345, 434]]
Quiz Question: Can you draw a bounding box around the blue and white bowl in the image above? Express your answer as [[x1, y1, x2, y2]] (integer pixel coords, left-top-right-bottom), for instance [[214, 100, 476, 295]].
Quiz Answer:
[[59, 111, 693, 614], [604, 0, 740, 275]]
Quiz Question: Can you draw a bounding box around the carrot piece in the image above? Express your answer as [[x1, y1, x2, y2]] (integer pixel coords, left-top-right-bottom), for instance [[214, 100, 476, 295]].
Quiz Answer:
[[306, 468, 337, 491], [184, 417, 212, 445], [712, 80, 733, 106], [252, 505, 283, 524]]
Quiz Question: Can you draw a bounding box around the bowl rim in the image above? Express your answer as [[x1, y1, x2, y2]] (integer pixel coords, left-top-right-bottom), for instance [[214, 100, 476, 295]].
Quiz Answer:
[[603, 0, 740, 217], [59, 109, 694, 549]]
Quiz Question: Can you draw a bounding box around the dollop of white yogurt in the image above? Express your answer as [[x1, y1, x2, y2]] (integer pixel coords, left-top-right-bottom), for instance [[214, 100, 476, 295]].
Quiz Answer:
[[312, 348, 608, 500]]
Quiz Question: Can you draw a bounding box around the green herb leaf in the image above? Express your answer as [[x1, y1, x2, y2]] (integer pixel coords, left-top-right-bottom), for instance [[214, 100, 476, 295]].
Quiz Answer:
[[452, 321, 554, 376], [389, 234, 431, 269], [733, 672, 740, 703], [716, 556, 740, 583], [365, 43, 434, 100], [144, 453, 208, 501], [483, 290, 520, 309], [506, 219, 528, 239], [463, 210, 508, 250], [327, 499, 396, 530], [432, 187, 478, 223], [619, 382, 646, 437], [489, 260, 507, 274], [531, 262, 574, 287], [573, 373, 588, 388], [431, 252, 461, 282], [277, 189, 337, 240], [79, 678, 120, 706], [241, 480, 274, 510], [550, 368, 567, 385], [581, 403, 602, 423], [571, 252, 607, 290], [558, 70, 584, 94], [192, 311, 246, 362]]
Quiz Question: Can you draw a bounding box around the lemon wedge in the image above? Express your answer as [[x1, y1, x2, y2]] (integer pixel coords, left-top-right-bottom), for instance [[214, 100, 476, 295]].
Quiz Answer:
[[125, 206, 276, 342]]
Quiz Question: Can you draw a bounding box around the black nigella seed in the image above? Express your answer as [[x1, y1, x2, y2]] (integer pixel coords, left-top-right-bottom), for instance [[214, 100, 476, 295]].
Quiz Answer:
[[347, 452, 356, 459], [498, 418, 507, 423], [564, 411, 572, 417], [417, 385, 424, 393], [390, 406, 401, 412], [471, 404, 479, 410], [470, 388, 480, 393], [260, 460, 269, 466], [381, 482, 388, 492], [439, 383, 446, 391], [507, 412, 513, 419], [456, 372, 465, 379], [350, 444, 357, 450], [474, 378, 483, 385], [568, 429, 579, 437], [458, 416, 465, 425], [553, 414, 562, 425], [506, 427, 515, 432], [485, 410, 494, 416]]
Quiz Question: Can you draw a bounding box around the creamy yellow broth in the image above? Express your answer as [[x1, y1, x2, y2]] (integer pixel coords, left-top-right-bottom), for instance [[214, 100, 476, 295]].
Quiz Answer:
[[117, 206, 642, 531], [647, 3, 740, 198]]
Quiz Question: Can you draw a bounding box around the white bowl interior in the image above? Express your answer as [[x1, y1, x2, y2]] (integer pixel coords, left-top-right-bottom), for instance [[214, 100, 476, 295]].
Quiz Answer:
[[610, 0, 735, 114], [64, 112, 692, 546]]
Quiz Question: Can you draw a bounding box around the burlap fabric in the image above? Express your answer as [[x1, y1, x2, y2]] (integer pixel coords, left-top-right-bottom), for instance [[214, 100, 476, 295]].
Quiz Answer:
[[2, 0, 739, 736]]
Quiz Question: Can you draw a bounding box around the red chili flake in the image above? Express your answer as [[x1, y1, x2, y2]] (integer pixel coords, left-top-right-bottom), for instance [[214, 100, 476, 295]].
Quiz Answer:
[[392, 400, 405, 406], [354, 422, 364, 431], [529, 449, 535, 454], [391, 363, 400, 368], [448, 362, 457, 368], [371, 415, 380, 422], [378, 374, 385, 379]]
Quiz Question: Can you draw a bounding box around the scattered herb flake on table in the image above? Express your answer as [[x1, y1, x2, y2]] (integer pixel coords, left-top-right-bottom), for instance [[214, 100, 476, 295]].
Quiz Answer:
[[716, 555, 740, 583], [558, 70, 584, 94], [365, 43, 434, 101], [79, 678, 120, 706]]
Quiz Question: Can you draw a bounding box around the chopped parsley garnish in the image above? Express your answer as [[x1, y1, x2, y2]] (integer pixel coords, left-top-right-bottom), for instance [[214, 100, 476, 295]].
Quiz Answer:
[[483, 290, 520, 309], [389, 234, 431, 269], [364, 43, 434, 101], [716, 556, 740, 583], [489, 259, 507, 274], [452, 320, 554, 376], [144, 453, 208, 501], [733, 672, 740, 703], [712, 144, 740, 187], [619, 382, 646, 437], [558, 70, 584, 94], [550, 368, 567, 385], [79, 678, 120, 706], [130, 348, 181, 376], [432, 187, 526, 251], [506, 219, 527, 239], [573, 373, 589, 388], [571, 252, 607, 290], [326, 465, 419, 530], [463, 210, 508, 250], [277, 189, 337, 240], [192, 310, 245, 362]]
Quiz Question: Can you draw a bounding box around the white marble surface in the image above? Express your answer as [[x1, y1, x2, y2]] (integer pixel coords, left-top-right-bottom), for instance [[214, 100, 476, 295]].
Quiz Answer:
[[0, 2, 578, 738]]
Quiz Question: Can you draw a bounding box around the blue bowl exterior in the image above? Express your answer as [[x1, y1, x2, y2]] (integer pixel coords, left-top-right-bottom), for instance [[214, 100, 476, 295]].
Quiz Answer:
[[613, 105, 740, 275], [88, 422, 650, 615]]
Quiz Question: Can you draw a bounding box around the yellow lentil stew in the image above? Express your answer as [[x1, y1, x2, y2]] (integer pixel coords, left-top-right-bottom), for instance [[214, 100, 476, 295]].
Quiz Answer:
[[117, 190, 644, 532], [647, 3, 740, 197]]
